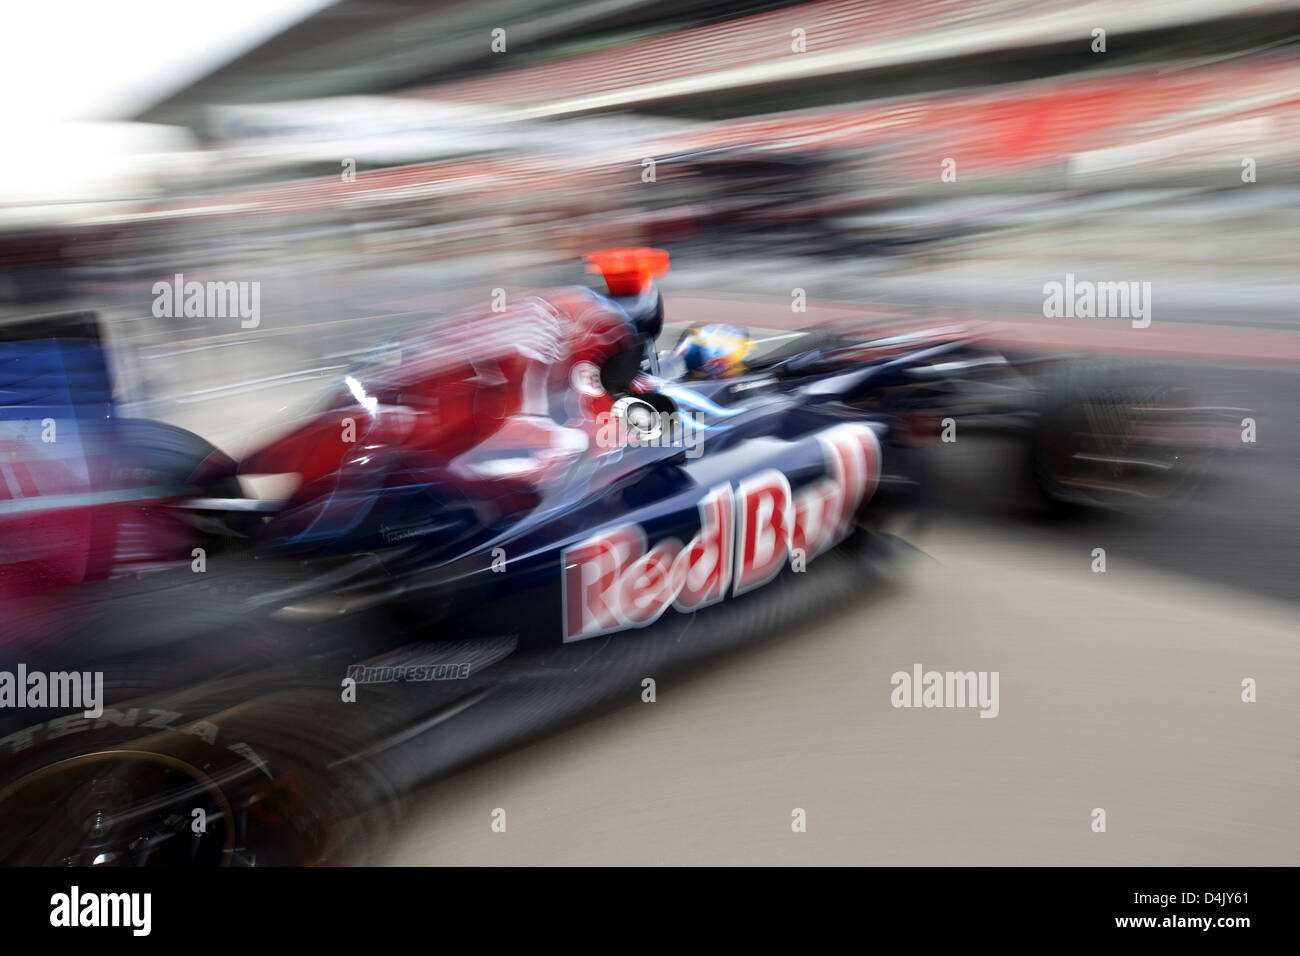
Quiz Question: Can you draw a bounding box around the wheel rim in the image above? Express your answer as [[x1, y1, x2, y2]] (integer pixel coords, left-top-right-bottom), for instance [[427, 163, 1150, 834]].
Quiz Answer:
[[0, 750, 239, 866]]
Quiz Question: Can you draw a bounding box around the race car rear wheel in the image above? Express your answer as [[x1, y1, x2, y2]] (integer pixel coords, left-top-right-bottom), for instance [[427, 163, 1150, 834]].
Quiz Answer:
[[0, 724, 335, 866]]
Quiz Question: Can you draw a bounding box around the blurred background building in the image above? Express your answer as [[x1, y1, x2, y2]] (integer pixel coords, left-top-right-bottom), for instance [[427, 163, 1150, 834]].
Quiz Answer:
[[4, 0, 1300, 431]]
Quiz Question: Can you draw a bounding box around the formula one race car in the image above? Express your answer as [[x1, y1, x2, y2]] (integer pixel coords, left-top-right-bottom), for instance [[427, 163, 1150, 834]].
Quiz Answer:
[[0, 250, 1239, 864]]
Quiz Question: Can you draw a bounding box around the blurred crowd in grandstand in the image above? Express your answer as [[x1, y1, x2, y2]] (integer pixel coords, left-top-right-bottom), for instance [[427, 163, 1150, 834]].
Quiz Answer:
[[4, 0, 1300, 305]]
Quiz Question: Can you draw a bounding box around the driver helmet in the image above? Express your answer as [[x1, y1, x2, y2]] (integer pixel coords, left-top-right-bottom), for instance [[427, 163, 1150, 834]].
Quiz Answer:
[[672, 324, 754, 380]]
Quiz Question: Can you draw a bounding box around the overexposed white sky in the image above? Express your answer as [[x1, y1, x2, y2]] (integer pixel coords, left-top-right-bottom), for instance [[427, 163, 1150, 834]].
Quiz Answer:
[[0, 0, 336, 123]]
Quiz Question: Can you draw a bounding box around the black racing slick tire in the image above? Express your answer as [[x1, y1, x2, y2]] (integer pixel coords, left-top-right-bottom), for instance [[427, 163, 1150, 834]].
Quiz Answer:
[[1031, 364, 1209, 514]]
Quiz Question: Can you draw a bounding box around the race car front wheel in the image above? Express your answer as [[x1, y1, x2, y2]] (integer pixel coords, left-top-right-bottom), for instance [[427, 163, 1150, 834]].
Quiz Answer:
[[1031, 365, 1210, 513]]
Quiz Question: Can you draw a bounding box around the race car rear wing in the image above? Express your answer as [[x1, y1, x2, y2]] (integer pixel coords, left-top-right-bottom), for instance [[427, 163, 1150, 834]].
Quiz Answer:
[[0, 310, 114, 413]]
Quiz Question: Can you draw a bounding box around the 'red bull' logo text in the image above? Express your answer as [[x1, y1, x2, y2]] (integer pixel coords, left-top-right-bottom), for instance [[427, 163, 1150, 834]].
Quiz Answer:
[[562, 422, 880, 641]]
